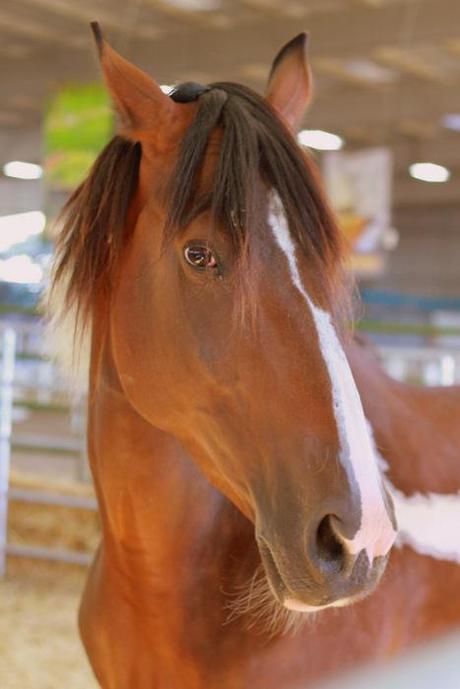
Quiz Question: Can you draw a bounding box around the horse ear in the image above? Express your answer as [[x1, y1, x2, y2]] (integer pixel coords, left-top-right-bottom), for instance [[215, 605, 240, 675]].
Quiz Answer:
[[266, 33, 312, 130], [90, 22, 183, 146]]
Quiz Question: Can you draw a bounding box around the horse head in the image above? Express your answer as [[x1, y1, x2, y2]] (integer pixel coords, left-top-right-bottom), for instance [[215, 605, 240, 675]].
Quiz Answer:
[[54, 24, 396, 614]]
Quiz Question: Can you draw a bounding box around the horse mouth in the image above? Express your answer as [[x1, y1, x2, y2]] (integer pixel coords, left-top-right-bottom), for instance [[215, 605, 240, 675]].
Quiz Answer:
[[257, 538, 286, 603], [257, 536, 388, 612]]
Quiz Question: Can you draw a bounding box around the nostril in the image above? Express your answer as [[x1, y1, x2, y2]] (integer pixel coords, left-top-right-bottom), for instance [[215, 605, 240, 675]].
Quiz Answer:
[[315, 515, 344, 572]]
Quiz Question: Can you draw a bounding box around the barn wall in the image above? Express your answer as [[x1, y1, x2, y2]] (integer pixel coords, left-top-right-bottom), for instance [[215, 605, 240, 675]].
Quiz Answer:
[[365, 204, 460, 299]]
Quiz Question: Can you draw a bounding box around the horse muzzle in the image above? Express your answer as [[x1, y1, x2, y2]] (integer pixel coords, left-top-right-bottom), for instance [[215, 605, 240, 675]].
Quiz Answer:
[[257, 512, 391, 612]]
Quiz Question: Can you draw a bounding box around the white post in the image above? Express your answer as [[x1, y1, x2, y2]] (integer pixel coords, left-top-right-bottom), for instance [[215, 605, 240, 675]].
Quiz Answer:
[[0, 328, 16, 577], [440, 355, 456, 387]]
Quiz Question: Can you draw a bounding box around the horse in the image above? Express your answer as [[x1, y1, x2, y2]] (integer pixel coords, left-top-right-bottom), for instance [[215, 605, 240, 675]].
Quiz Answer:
[[48, 23, 460, 689]]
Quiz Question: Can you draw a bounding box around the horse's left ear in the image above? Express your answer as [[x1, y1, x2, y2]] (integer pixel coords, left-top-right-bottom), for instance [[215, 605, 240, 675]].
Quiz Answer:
[[266, 33, 312, 130], [90, 22, 186, 147]]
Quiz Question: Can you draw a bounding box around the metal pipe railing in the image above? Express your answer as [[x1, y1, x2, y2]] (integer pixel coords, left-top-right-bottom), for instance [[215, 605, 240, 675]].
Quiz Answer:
[[0, 328, 15, 576]]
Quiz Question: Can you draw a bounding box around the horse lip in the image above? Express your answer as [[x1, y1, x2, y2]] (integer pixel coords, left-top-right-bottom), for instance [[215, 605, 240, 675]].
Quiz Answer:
[[257, 535, 389, 610], [258, 537, 333, 608], [256, 536, 323, 605], [256, 537, 286, 603]]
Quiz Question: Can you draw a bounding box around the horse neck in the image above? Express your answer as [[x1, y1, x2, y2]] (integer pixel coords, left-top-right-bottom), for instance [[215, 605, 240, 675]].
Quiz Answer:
[[347, 339, 460, 494], [87, 317, 256, 592]]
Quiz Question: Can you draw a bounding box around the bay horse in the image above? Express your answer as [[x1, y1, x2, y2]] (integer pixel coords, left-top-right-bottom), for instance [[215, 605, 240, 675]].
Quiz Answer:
[[49, 23, 460, 689]]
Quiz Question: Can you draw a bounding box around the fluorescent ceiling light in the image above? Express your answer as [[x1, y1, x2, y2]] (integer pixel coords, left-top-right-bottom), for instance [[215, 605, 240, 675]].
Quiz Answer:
[[298, 129, 344, 151], [0, 210, 46, 252], [3, 161, 43, 180], [160, 0, 220, 10], [409, 162, 450, 183], [441, 113, 460, 132], [343, 59, 398, 85], [0, 254, 43, 285]]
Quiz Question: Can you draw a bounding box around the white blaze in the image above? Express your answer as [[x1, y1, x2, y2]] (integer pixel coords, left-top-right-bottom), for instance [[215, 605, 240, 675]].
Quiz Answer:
[[268, 195, 396, 562]]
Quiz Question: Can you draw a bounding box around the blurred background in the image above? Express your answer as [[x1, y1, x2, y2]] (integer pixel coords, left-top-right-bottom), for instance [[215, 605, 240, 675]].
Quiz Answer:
[[0, 1, 460, 687]]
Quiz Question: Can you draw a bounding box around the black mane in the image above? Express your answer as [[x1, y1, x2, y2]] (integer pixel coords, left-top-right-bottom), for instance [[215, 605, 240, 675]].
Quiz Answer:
[[166, 82, 345, 307]]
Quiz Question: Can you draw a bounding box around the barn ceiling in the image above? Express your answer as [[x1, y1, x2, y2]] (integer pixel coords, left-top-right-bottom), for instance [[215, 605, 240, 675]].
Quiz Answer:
[[1, 0, 460, 205]]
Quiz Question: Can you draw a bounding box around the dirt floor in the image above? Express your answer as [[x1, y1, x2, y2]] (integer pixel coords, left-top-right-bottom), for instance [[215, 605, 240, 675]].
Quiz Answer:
[[1, 472, 100, 689], [0, 559, 98, 689], [0, 359, 101, 687]]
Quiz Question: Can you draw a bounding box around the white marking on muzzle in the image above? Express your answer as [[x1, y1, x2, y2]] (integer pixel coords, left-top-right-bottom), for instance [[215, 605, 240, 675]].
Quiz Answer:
[[268, 194, 396, 563], [284, 596, 353, 613]]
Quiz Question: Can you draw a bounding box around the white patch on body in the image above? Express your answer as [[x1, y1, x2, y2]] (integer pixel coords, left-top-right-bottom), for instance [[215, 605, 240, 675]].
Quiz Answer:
[[392, 488, 460, 564], [267, 194, 396, 563], [371, 431, 460, 565]]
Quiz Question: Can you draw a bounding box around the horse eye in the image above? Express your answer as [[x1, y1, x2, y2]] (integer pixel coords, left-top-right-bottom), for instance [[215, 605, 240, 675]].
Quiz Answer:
[[184, 244, 218, 271]]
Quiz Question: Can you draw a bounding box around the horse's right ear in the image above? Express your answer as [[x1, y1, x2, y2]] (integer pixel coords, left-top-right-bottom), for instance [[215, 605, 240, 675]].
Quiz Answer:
[[90, 22, 186, 148]]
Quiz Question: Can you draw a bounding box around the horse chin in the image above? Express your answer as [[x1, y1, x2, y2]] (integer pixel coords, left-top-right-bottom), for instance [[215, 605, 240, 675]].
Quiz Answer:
[[283, 589, 368, 613], [283, 597, 354, 613], [227, 541, 387, 637], [258, 536, 388, 614]]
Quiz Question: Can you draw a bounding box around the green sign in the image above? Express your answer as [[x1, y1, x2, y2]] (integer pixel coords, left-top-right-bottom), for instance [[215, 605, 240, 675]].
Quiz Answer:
[[45, 83, 113, 190]]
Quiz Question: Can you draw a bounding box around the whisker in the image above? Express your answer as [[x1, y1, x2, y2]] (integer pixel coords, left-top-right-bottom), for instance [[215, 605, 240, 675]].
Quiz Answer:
[[224, 565, 316, 637]]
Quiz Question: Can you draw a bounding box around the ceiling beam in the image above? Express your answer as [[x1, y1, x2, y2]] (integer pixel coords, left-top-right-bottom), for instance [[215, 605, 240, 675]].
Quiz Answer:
[[0, 8, 85, 48], [16, 0, 164, 42], [307, 75, 460, 138], [393, 172, 460, 206], [304, 0, 460, 59]]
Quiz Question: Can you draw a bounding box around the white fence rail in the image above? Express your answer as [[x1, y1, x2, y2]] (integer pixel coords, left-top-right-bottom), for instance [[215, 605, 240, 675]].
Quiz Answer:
[[0, 321, 93, 575], [0, 328, 15, 576], [379, 345, 460, 386]]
